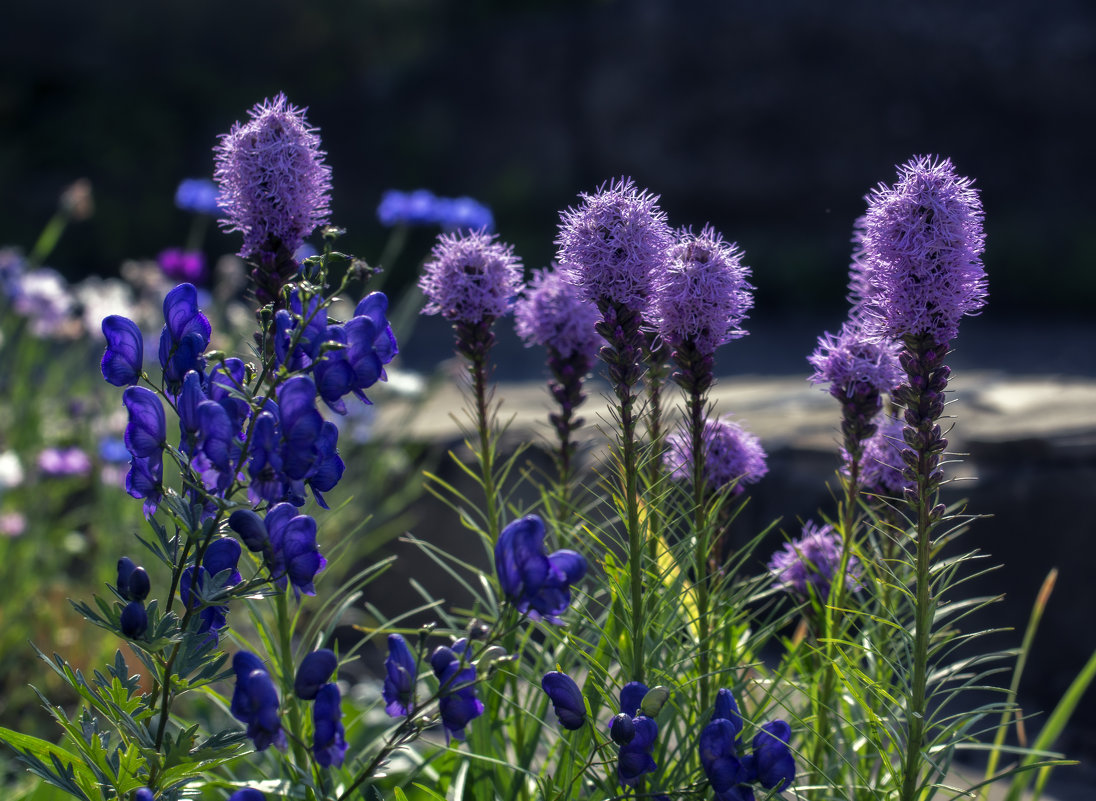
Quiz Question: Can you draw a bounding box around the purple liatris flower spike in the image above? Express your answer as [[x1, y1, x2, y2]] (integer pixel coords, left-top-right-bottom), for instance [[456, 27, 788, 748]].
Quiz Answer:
[[495, 515, 587, 622], [419, 229, 523, 324], [214, 93, 331, 261], [514, 267, 601, 362], [429, 642, 484, 741], [541, 671, 586, 730], [383, 633, 417, 717], [768, 520, 862, 599], [664, 417, 767, 495], [100, 315, 144, 386], [556, 177, 673, 314], [807, 321, 902, 398], [312, 683, 348, 767], [295, 648, 338, 700], [230, 651, 286, 751], [157, 248, 206, 283], [654, 225, 753, 355], [855, 155, 986, 346], [854, 413, 914, 496]]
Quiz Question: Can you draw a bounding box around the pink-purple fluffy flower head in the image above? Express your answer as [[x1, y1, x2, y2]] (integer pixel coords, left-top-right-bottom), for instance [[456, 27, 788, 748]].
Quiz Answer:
[[214, 93, 332, 259], [807, 321, 903, 396], [654, 225, 753, 354], [664, 417, 768, 494], [514, 267, 602, 360], [855, 156, 987, 345], [768, 520, 862, 598], [556, 177, 674, 312], [419, 229, 524, 323]]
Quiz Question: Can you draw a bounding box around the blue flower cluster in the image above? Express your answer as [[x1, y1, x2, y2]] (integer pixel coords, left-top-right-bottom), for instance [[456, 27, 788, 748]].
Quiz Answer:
[[494, 515, 587, 623], [228, 504, 327, 599], [231, 652, 286, 752], [179, 538, 242, 636], [376, 189, 494, 233], [272, 290, 398, 417], [382, 633, 485, 742], [699, 688, 796, 801]]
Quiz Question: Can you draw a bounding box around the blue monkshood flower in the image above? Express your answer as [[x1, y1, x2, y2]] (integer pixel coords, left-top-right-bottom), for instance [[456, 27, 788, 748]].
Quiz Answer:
[[620, 681, 649, 718], [383, 633, 417, 717], [135, 787, 155, 801], [312, 682, 348, 768], [264, 503, 326, 598], [494, 515, 587, 623], [700, 718, 750, 793], [120, 601, 148, 639], [230, 651, 286, 751], [610, 713, 636, 745], [180, 538, 242, 635], [541, 671, 586, 730], [617, 715, 659, 787], [116, 557, 150, 602], [713, 687, 744, 736], [174, 178, 223, 216], [429, 642, 484, 741], [193, 399, 239, 494], [752, 720, 796, 791], [311, 293, 399, 414], [100, 315, 144, 386], [214, 93, 332, 260], [122, 386, 165, 517], [295, 648, 338, 700], [157, 283, 211, 392], [273, 292, 328, 372], [227, 790, 267, 801]]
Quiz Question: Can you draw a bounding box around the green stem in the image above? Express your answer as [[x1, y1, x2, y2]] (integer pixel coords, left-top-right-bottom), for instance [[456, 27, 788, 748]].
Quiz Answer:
[[688, 383, 712, 713], [471, 341, 500, 544], [621, 386, 645, 684]]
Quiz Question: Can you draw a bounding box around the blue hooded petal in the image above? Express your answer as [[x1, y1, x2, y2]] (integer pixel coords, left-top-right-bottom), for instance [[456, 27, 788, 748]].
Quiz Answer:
[[101, 315, 144, 386], [700, 718, 746, 792], [384, 634, 417, 717], [122, 387, 166, 458], [229, 509, 270, 553], [753, 720, 795, 791], [620, 682, 649, 717], [494, 515, 550, 601], [295, 648, 338, 700], [541, 671, 586, 730]]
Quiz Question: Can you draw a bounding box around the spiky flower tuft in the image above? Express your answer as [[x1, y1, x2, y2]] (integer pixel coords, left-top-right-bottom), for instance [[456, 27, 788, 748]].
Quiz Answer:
[[654, 225, 753, 355], [855, 155, 986, 345], [768, 520, 862, 598], [214, 93, 332, 259], [807, 321, 903, 397], [664, 416, 768, 494], [514, 267, 601, 360], [419, 229, 523, 324], [853, 413, 913, 496], [556, 177, 673, 312]]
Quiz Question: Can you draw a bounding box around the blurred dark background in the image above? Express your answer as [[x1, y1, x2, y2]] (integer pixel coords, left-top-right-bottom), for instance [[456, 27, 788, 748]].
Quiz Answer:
[[3, 0, 1095, 343]]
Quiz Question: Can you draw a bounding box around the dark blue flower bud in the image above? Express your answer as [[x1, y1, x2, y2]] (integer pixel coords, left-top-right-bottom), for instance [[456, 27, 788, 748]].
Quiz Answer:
[[134, 788, 155, 801], [619, 681, 649, 717], [295, 648, 338, 700], [541, 671, 585, 730], [609, 712, 636, 745], [229, 509, 270, 553], [700, 718, 748, 792], [100, 315, 144, 387], [122, 387, 166, 459], [117, 557, 137, 599], [127, 566, 150, 602], [230, 651, 285, 751], [713, 687, 744, 736], [120, 601, 148, 638]]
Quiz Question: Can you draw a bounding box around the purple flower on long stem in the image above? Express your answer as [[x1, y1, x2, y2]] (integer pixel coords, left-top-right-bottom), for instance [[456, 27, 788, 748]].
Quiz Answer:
[[664, 417, 767, 496], [854, 413, 913, 497], [429, 641, 484, 741], [383, 633, 417, 717], [419, 229, 523, 325], [514, 267, 601, 508], [312, 683, 347, 767], [767, 520, 862, 599], [854, 155, 986, 346], [494, 515, 586, 622], [230, 651, 286, 751]]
